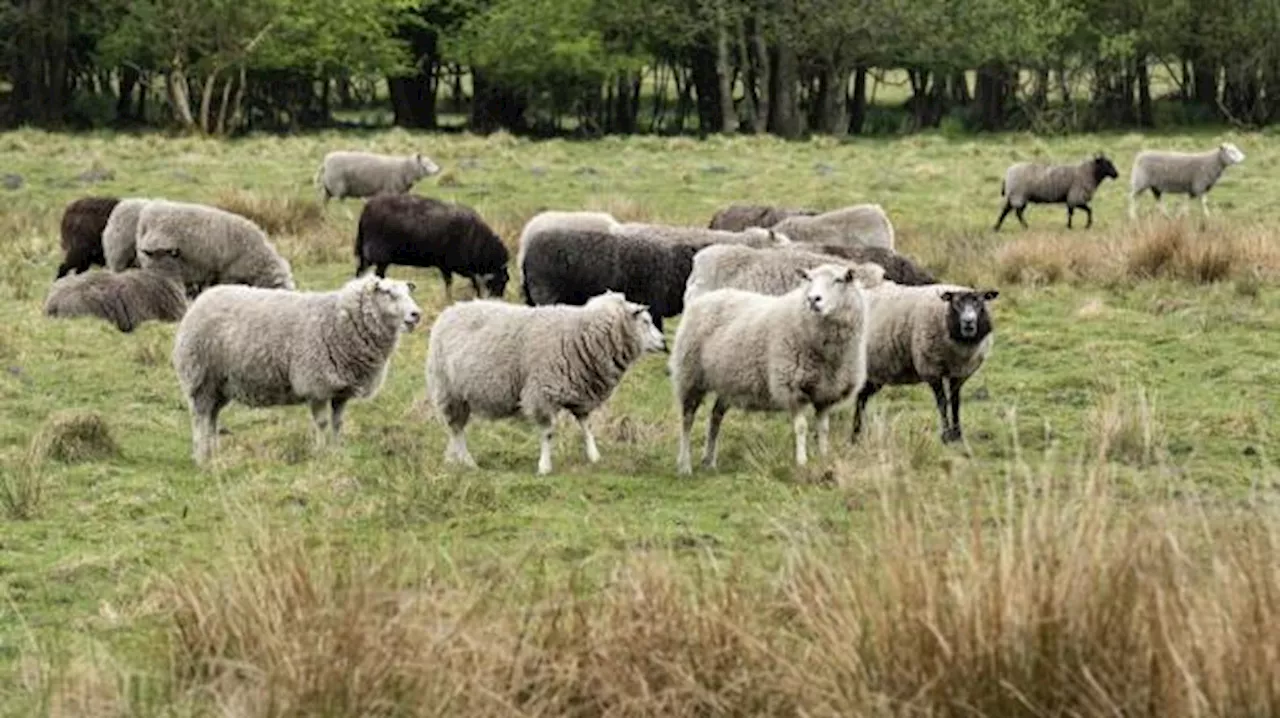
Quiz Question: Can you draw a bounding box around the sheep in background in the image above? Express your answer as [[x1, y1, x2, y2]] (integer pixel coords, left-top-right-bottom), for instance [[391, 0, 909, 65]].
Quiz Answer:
[[355, 194, 509, 299], [707, 203, 818, 232], [612, 222, 789, 247], [172, 275, 422, 466], [103, 198, 153, 272], [995, 154, 1119, 230], [315, 151, 440, 204], [1129, 142, 1245, 220], [44, 248, 187, 333], [136, 200, 295, 294], [57, 196, 119, 278], [671, 263, 882, 474], [771, 204, 895, 250], [425, 291, 666, 475], [516, 210, 620, 271]]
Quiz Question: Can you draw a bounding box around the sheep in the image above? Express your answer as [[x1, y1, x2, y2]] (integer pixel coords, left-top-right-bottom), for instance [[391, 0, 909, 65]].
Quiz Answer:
[[172, 275, 422, 466], [994, 154, 1119, 230], [519, 225, 788, 331], [103, 198, 152, 271], [57, 196, 119, 278], [1128, 142, 1245, 220], [684, 243, 932, 306], [136, 200, 295, 294], [425, 291, 666, 475], [315, 150, 441, 203], [44, 248, 187, 333], [670, 263, 882, 474], [515, 210, 620, 271], [611, 222, 790, 247], [851, 283, 999, 444], [770, 204, 896, 250], [707, 203, 818, 231], [355, 194, 509, 300]]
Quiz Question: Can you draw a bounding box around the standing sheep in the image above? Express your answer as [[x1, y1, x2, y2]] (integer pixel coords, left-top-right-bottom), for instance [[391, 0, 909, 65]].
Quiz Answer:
[[136, 200, 295, 294], [103, 198, 153, 272], [515, 210, 620, 271], [994, 154, 1119, 230], [426, 291, 667, 475], [355, 194, 509, 299], [57, 196, 119, 279], [44, 248, 187, 332], [671, 263, 882, 474], [1128, 142, 1245, 220], [315, 150, 441, 203], [707, 203, 818, 231], [172, 275, 422, 466], [852, 284, 999, 444], [611, 222, 789, 247], [771, 204, 896, 250]]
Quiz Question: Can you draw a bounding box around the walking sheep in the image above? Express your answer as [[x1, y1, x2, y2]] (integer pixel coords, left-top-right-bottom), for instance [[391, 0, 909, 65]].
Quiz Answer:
[[172, 275, 422, 466], [315, 150, 440, 204], [1128, 142, 1245, 220], [57, 196, 119, 279], [770, 204, 895, 250], [44, 249, 187, 333], [103, 198, 152, 271], [136, 200, 295, 294], [355, 194, 509, 300], [707, 203, 818, 232], [852, 284, 999, 444], [425, 291, 666, 475], [515, 210, 620, 271], [671, 263, 881, 474], [994, 154, 1119, 230]]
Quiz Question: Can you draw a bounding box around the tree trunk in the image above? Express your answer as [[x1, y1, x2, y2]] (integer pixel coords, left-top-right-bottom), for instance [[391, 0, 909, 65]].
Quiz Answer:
[[650, 61, 669, 133], [388, 67, 438, 129], [714, 1, 736, 134], [1191, 56, 1219, 108], [1136, 56, 1153, 127], [815, 64, 849, 136], [199, 67, 220, 134], [690, 44, 723, 134], [750, 16, 771, 134], [974, 64, 1011, 131], [768, 43, 800, 137], [117, 65, 139, 123], [469, 69, 525, 133], [166, 57, 197, 130], [1031, 67, 1049, 110], [847, 66, 867, 134]]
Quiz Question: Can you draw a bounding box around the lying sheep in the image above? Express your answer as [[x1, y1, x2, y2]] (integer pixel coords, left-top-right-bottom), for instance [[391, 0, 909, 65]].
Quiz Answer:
[[315, 150, 440, 203], [671, 263, 882, 474], [57, 196, 119, 278], [1128, 142, 1245, 219], [707, 203, 817, 231], [515, 210, 620, 271], [103, 198, 152, 271], [44, 248, 187, 333], [852, 284, 999, 444], [426, 291, 666, 475], [771, 204, 895, 250], [172, 275, 422, 466], [994, 154, 1119, 230], [137, 200, 295, 294], [355, 194, 509, 299]]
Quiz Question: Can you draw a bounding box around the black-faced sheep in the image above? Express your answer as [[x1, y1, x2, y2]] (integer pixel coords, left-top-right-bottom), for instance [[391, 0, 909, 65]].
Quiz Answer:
[[707, 203, 818, 231], [316, 150, 440, 203], [995, 154, 1119, 230], [57, 196, 120, 279]]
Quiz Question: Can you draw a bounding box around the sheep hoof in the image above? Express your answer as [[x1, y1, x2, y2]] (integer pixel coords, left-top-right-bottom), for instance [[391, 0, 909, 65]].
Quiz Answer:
[[941, 427, 963, 444]]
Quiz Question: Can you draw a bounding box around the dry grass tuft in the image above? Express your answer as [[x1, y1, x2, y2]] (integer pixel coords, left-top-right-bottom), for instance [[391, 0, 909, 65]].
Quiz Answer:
[[213, 189, 326, 237], [1087, 385, 1167, 467], [28, 410, 121, 465], [1, 457, 47, 519]]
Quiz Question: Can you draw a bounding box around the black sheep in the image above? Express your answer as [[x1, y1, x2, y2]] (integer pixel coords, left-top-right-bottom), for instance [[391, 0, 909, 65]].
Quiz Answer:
[[805, 244, 938, 286], [707, 203, 817, 232], [354, 194, 509, 299], [57, 196, 120, 279]]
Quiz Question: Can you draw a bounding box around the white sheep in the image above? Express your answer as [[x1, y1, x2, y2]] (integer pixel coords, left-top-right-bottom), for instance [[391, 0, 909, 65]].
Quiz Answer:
[[769, 204, 895, 249], [425, 291, 666, 475], [102, 198, 153, 272], [611, 222, 791, 247], [172, 275, 422, 466], [315, 150, 441, 204], [136, 200, 295, 294], [1128, 142, 1245, 220], [515, 209, 621, 274], [670, 263, 881, 474]]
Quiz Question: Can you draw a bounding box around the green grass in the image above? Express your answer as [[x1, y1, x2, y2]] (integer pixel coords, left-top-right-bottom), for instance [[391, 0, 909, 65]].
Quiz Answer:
[[0, 126, 1278, 714]]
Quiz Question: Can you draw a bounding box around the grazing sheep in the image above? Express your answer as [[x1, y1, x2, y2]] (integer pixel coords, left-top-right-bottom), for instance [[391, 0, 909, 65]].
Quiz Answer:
[[771, 204, 896, 249], [355, 194, 509, 299], [994, 154, 1119, 230], [425, 291, 666, 475], [57, 196, 119, 278], [852, 284, 999, 444], [515, 210, 620, 271], [1128, 142, 1246, 219], [315, 150, 441, 203], [44, 248, 187, 333], [707, 203, 818, 231], [103, 198, 152, 272], [172, 275, 422, 466], [612, 222, 790, 247], [136, 200, 295, 294], [671, 263, 881, 474]]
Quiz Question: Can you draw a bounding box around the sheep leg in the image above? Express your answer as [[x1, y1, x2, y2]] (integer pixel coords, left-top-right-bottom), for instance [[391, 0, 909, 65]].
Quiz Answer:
[[850, 382, 881, 442], [993, 204, 1014, 231], [702, 397, 729, 469], [1066, 206, 1074, 229], [55, 262, 73, 279], [1082, 204, 1093, 229], [536, 419, 555, 476], [1199, 194, 1211, 219], [375, 263, 389, 279], [792, 411, 809, 466], [677, 391, 705, 475], [330, 397, 349, 440], [815, 407, 831, 457], [945, 376, 968, 443], [1154, 189, 1171, 218], [928, 379, 953, 442], [574, 412, 601, 463], [308, 399, 331, 448], [441, 270, 454, 301], [1014, 206, 1028, 229], [189, 394, 227, 467], [442, 403, 477, 468]]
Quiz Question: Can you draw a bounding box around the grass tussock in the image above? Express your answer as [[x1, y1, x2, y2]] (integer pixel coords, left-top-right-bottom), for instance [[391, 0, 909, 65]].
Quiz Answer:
[[1088, 385, 1167, 467], [1, 458, 47, 519], [213, 189, 326, 237], [28, 410, 120, 465]]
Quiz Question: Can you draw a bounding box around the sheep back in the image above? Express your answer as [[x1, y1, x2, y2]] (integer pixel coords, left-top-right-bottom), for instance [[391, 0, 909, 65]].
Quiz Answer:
[[772, 204, 895, 249], [1130, 148, 1231, 197], [707, 203, 817, 231], [317, 151, 439, 200], [355, 194, 509, 291], [684, 244, 888, 306], [137, 200, 295, 292], [516, 210, 620, 270], [103, 198, 151, 271], [58, 196, 120, 278], [613, 222, 787, 248], [43, 267, 186, 333]]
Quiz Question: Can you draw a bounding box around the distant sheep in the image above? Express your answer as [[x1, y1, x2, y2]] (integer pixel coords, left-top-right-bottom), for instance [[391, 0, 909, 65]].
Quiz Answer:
[[671, 263, 881, 473], [426, 291, 666, 475], [355, 194, 509, 299], [515, 210, 620, 271], [57, 196, 119, 278], [995, 154, 1119, 230], [707, 203, 817, 231], [103, 198, 152, 271], [44, 249, 187, 333], [315, 150, 440, 203], [136, 200, 295, 294], [172, 275, 422, 466], [771, 204, 895, 249], [1128, 142, 1245, 219]]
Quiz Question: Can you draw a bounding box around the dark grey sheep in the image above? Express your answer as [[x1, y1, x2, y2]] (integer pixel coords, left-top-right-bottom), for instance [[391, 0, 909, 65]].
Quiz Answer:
[[995, 154, 1119, 230], [800, 244, 937, 286], [707, 203, 818, 231], [44, 248, 187, 333], [57, 196, 120, 279]]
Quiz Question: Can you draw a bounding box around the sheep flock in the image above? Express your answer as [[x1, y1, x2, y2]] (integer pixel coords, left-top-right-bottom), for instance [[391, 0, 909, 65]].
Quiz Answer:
[[37, 141, 1245, 472]]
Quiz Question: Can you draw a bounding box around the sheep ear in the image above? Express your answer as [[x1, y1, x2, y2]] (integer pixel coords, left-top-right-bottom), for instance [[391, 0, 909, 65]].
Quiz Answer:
[[939, 291, 956, 303], [842, 267, 855, 283], [406, 281, 417, 292], [796, 267, 811, 281], [981, 289, 1000, 301]]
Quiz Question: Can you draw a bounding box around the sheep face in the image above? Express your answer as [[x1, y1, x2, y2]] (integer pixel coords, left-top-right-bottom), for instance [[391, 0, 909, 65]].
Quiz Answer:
[[941, 289, 999, 344], [372, 277, 423, 332], [139, 246, 184, 277], [414, 154, 441, 179], [1219, 142, 1245, 165], [629, 303, 667, 354], [477, 266, 510, 298], [1092, 154, 1119, 183], [798, 263, 860, 318]]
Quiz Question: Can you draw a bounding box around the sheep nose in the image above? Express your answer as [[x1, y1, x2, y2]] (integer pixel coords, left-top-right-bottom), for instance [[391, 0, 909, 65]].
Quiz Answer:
[[407, 310, 422, 324]]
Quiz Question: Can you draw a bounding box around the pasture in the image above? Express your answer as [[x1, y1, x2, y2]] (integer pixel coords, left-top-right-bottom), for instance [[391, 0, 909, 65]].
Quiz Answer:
[[2, 127, 1279, 716]]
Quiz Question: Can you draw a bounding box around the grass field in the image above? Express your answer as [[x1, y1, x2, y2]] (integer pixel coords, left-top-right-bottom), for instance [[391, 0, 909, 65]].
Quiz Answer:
[[2, 126, 1280, 716]]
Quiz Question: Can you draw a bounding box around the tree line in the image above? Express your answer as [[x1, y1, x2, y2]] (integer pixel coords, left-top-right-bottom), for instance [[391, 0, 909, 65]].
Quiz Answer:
[[4, 0, 1280, 136]]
